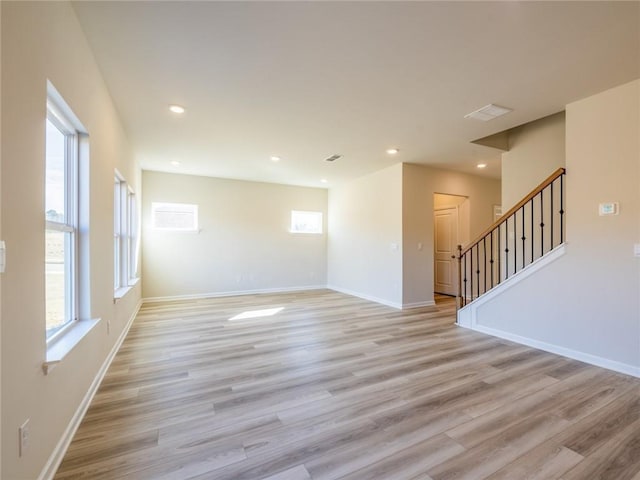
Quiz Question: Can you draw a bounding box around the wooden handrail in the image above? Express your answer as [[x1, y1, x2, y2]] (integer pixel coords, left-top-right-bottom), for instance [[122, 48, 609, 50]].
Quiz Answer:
[[460, 167, 566, 256]]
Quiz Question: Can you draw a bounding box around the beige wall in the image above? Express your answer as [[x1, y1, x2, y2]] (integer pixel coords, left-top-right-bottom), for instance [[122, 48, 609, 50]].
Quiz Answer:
[[475, 80, 640, 372], [327, 163, 499, 308], [0, 3, 3, 473], [1, 3, 141, 479], [327, 164, 404, 307], [502, 112, 565, 210], [402, 164, 501, 306], [142, 171, 327, 299]]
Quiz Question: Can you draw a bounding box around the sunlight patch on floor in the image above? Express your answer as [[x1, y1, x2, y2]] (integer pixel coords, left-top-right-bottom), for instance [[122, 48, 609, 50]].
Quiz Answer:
[[229, 307, 284, 321]]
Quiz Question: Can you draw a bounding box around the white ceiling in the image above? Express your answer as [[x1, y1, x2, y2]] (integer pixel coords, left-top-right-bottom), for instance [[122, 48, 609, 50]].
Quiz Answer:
[[72, 1, 639, 188]]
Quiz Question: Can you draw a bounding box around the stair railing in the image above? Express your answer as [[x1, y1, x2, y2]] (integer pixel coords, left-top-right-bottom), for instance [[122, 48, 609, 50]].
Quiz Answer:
[[457, 168, 566, 308]]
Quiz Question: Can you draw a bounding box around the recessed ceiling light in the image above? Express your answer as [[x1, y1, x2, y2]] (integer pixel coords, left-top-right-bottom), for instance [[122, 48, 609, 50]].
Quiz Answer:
[[464, 104, 512, 121], [320, 179, 328, 183], [169, 104, 185, 114], [270, 156, 281, 162], [170, 160, 181, 166], [477, 163, 487, 169], [386, 148, 399, 155]]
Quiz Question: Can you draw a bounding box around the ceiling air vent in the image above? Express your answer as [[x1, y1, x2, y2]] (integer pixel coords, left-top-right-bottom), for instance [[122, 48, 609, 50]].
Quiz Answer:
[[325, 154, 342, 162], [464, 104, 512, 122]]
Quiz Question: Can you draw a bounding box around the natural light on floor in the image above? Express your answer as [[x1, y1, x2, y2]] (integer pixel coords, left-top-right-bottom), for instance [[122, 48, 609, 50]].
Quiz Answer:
[[229, 307, 284, 321]]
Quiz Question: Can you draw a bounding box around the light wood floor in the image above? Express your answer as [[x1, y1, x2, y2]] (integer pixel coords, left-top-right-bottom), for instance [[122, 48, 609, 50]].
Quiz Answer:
[[55, 290, 640, 480]]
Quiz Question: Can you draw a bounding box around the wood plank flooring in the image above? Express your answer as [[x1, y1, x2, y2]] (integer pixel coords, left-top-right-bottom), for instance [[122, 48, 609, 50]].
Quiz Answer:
[[55, 290, 640, 480]]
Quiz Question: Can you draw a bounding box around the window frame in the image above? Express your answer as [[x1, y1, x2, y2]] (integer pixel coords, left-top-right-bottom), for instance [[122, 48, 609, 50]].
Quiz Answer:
[[114, 172, 139, 297], [114, 174, 124, 291], [45, 107, 80, 343], [127, 187, 138, 282], [151, 202, 199, 232], [290, 210, 323, 234]]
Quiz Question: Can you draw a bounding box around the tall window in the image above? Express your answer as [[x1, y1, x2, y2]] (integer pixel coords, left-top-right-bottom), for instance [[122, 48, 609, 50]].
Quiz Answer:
[[45, 113, 78, 339], [127, 188, 138, 281], [114, 176, 123, 290], [114, 172, 138, 294]]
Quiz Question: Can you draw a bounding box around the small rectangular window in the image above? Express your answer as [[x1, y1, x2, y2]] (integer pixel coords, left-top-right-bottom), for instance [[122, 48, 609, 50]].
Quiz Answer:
[[151, 202, 199, 231], [290, 210, 323, 234]]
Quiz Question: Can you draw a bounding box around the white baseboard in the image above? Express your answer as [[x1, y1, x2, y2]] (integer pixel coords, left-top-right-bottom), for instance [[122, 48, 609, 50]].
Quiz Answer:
[[402, 300, 436, 309], [463, 323, 640, 379], [145, 284, 425, 311], [38, 299, 143, 480], [327, 285, 403, 309], [142, 285, 328, 304]]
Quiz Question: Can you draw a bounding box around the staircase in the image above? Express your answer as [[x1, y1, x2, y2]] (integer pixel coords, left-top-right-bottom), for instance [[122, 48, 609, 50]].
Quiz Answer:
[[456, 168, 566, 312]]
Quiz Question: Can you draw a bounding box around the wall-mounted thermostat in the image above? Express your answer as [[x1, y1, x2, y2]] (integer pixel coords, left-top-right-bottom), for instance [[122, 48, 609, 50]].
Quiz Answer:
[[598, 202, 619, 216]]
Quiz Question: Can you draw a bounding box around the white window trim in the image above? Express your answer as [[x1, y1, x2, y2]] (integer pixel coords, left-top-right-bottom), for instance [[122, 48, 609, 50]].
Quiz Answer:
[[114, 172, 139, 300], [127, 186, 139, 283], [46, 107, 79, 340], [44, 81, 94, 372]]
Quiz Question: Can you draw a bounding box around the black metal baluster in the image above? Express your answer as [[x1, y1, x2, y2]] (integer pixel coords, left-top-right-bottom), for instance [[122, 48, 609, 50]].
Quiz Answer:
[[551, 181, 555, 249], [530, 199, 534, 263], [463, 253, 467, 306], [521, 205, 525, 270], [504, 218, 509, 280], [490, 230, 494, 289], [483, 237, 487, 294], [540, 191, 545, 257], [476, 244, 480, 299], [469, 247, 473, 302], [513, 214, 517, 276], [497, 223, 501, 284], [560, 174, 564, 243]]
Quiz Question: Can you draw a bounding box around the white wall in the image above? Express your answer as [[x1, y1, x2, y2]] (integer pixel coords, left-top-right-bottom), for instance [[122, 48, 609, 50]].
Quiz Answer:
[[327, 164, 404, 307], [142, 171, 327, 300], [502, 112, 565, 210], [474, 80, 640, 374], [402, 164, 501, 306], [1, 3, 141, 479]]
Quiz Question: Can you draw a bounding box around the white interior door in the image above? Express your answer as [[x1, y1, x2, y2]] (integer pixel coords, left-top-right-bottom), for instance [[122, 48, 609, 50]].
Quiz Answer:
[[434, 207, 459, 296]]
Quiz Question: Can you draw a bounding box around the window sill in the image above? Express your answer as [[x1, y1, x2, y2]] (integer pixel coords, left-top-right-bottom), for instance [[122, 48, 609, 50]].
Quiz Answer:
[[114, 278, 139, 302], [43, 318, 101, 374], [114, 286, 132, 301]]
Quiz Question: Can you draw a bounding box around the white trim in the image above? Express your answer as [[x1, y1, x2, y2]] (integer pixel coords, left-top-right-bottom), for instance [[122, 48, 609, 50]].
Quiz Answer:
[[326, 285, 403, 309], [38, 300, 143, 480], [402, 300, 437, 309], [44, 318, 101, 374], [142, 285, 328, 304], [113, 285, 133, 301], [461, 323, 640, 379]]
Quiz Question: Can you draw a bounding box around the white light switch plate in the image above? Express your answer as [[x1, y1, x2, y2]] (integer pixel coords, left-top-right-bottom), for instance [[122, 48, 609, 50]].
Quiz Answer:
[[0, 240, 5, 273], [634, 244, 640, 257]]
